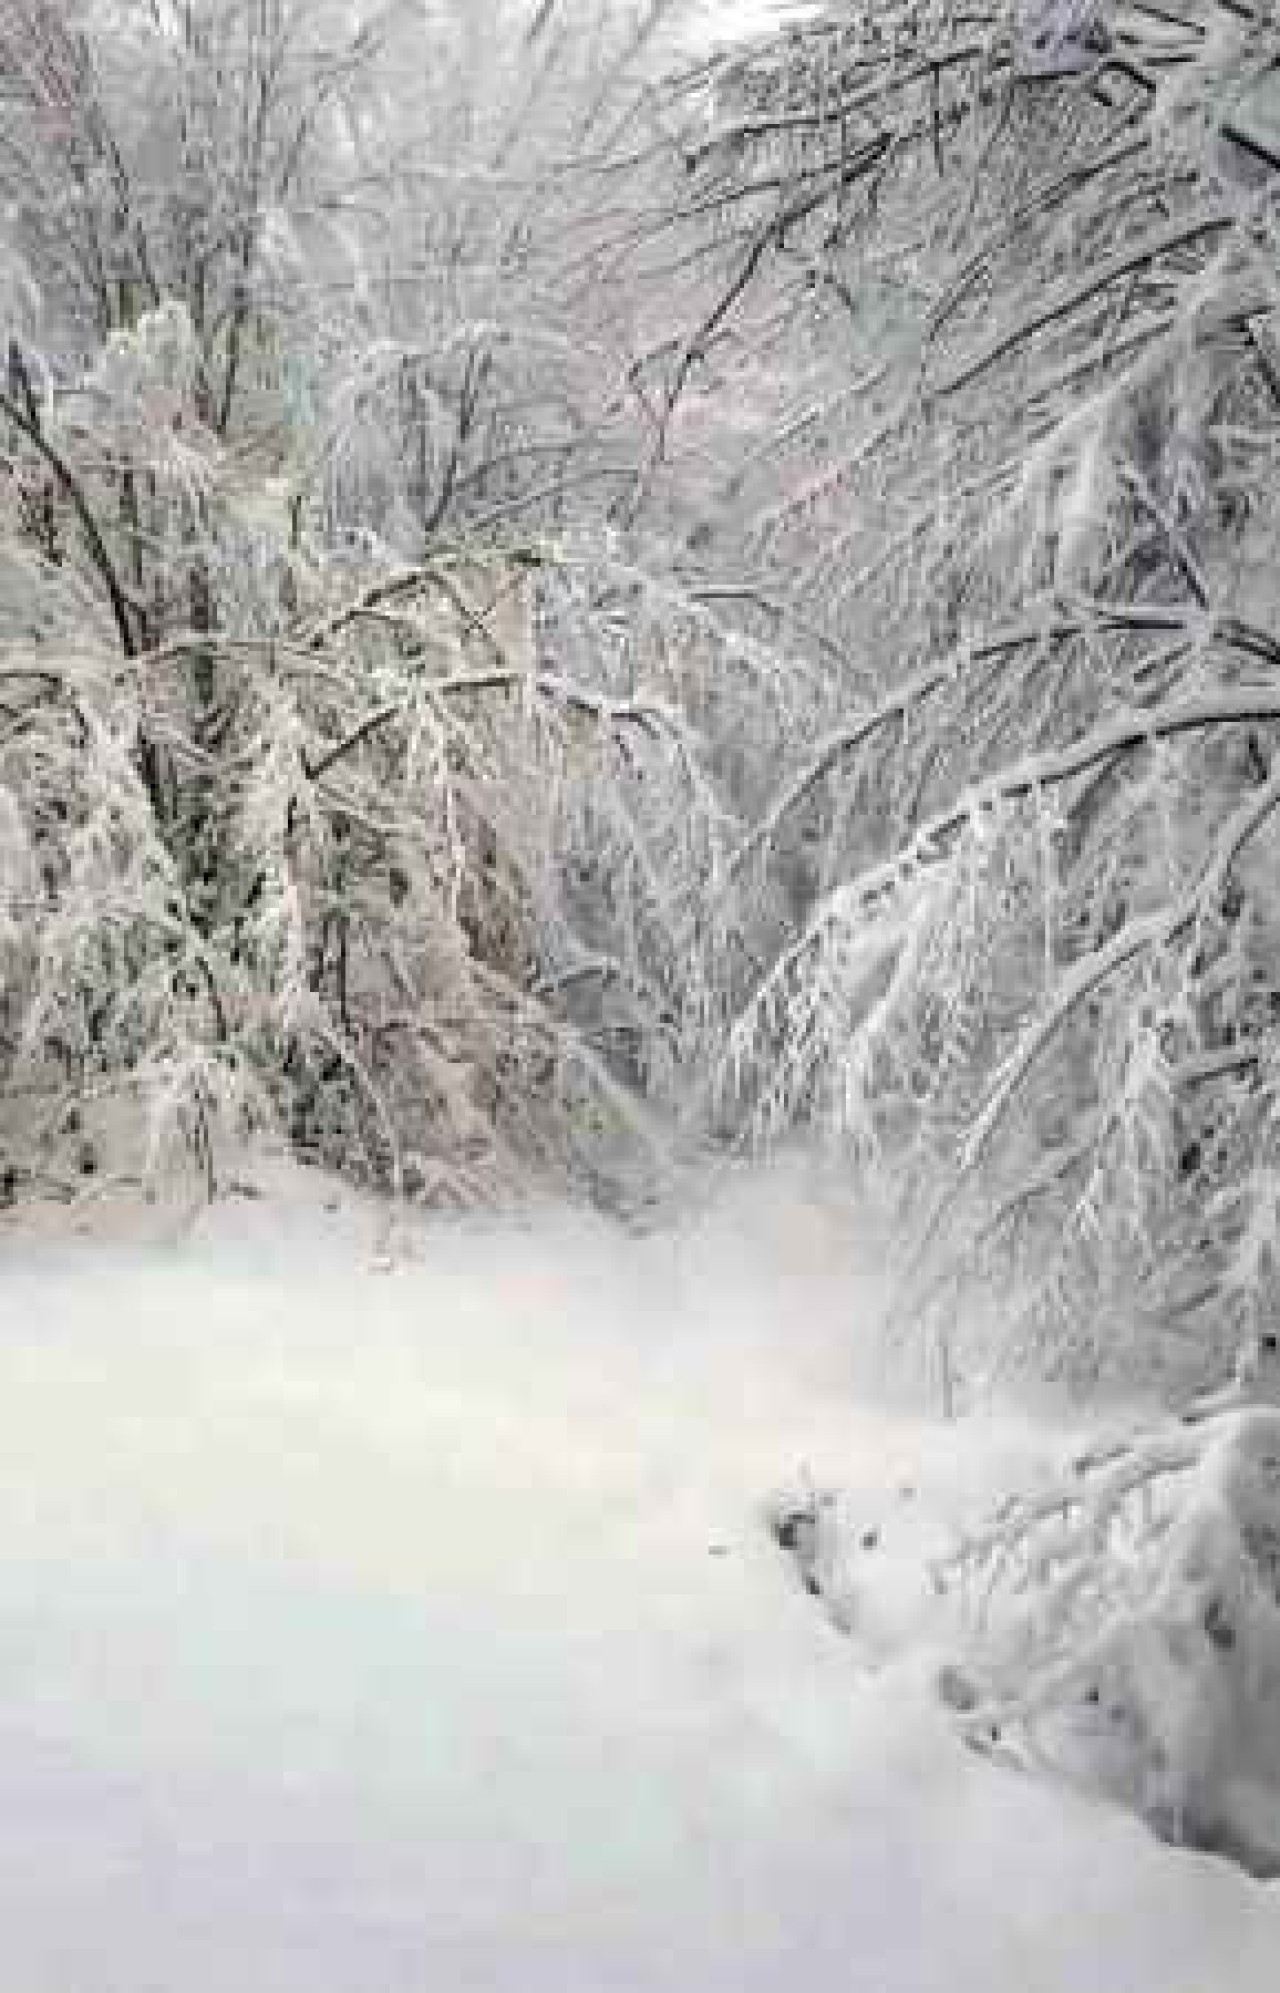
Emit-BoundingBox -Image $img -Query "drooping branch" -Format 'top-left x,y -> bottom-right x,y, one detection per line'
732,607 -> 1280,956
719,603 -> 1228,889
928,207 -> 1237,400
302,667 -> 697,785
890,756 -> 1280,1322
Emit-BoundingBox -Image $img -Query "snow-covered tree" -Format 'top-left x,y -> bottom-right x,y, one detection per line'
0,0 -> 727,1209
632,0 -> 1280,1400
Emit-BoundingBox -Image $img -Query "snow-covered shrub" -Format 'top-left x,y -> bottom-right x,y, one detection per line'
938,1339 -> 1280,1872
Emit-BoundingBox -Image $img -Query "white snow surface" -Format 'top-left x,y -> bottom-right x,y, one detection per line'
684,1 -> 817,54
0,1163 -> 1276,1991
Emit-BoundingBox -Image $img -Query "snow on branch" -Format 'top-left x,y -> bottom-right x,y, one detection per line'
738,677 -> 1280,1027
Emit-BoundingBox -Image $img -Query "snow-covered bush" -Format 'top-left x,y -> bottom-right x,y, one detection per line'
937,1334 -> 1280,1872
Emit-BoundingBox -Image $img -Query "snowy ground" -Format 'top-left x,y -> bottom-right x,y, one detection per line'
0,1164 -> 1275,1991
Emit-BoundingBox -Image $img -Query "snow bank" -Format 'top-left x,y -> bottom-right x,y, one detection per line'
0,1163 -> 1275,1990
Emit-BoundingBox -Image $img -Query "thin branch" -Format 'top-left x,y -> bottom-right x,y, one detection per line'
0,383 -> 139,656
929,208 -> 1236,400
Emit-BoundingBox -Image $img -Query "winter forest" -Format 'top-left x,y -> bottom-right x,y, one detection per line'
4,0 -> 1280,1983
